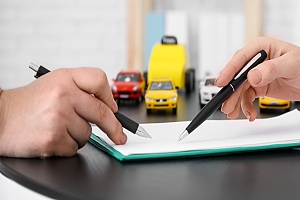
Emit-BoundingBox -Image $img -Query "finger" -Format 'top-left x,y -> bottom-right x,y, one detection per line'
226,84 -> 249,120
221,83 -> 245,115
247,53 -> 294,87
227,95 -> 242,120
36,128 -> 79,157
72,91 -> 127,145
52,132 -> 79,157
70,67 -> 118,113
66,111 -> 92,149
241,87 -> 257,122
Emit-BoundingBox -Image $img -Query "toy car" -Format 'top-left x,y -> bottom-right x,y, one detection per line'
259,96 -> 291,112
198,75 -> 221,108
111,70 -> 145,104
145,36 -> 195,93
145,78 -> 178,114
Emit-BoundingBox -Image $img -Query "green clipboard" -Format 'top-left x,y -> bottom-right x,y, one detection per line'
88,133 -> 300,161
88,110 -> 300,162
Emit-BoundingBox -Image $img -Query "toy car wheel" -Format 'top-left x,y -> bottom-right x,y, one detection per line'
190,69 -> 195,91
136,96 -> 142,105
185,69 -> 195,93
146,109 -> 151,115
172,107 -> 177,115
143,71 -> 148,88
115,99 -> 120,105
259,108 -> 266,113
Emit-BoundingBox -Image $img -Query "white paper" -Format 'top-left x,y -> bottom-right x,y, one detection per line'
92,109 -> 300,156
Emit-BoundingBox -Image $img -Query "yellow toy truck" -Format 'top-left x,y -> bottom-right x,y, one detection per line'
145,36 -> 195,93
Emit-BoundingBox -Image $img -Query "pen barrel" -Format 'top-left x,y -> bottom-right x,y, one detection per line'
230,50 -> 267,89
185,50 -> 267,136
114,112 -> 138,134
186,85 -> 233,133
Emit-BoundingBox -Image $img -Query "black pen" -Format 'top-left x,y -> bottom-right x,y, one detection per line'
29,62 -> 152,139
178,50 -> 267,141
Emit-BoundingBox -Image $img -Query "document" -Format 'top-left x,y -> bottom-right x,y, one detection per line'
89,109 -> 300,161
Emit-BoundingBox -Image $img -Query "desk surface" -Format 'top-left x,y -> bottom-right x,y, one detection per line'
2,144 -> 300,200
1,90 -> 300,200
0,144 -> 300,200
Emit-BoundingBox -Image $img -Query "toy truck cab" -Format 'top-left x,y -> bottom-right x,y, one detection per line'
145,36 -> 195,93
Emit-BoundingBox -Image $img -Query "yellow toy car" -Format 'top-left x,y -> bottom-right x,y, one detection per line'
259,96 -> 291,112
145,78 -> 178,114
145,36 -> 195,93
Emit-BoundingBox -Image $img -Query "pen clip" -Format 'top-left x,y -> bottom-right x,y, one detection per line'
234,52 -> 262,80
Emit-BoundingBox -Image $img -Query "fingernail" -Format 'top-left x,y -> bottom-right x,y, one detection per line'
220,102 -> 225,112
249,69 -> 262,84
245,111 -> 251,120
112,100 -> 118,112
120,133 -> 127,144
214,75 -> 220,85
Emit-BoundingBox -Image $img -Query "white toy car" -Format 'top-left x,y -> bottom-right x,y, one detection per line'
198,76 -> 221,108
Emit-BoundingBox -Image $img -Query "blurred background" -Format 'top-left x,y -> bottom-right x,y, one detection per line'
1,0 -> 300,89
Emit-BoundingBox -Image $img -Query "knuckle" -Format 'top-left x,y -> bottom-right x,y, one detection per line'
95,69 -> 108,87
263,60 -> 276,76
39,133 -> 59,157
96,102 -> 109,122
81,125 -> 92,147
63,144 -> 78,157
49,84 -> 68,101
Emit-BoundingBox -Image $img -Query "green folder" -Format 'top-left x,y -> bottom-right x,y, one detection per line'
88,110 -> 300,162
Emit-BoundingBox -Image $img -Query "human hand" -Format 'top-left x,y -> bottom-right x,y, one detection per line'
215,37 -> 300,121
0,67 -> 127,157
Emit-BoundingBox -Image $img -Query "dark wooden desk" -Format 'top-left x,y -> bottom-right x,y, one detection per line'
2,144 -> 300,200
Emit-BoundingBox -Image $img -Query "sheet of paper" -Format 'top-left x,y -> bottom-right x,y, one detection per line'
92,109 -> 300,156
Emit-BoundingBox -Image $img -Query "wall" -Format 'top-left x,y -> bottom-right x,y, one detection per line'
264,0 -> 300,46
153,0 -> 300,79
0,0 -> 127,89
1,0 -> 300,88
153,0 -> 245,79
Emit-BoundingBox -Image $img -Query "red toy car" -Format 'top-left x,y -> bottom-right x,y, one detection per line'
111,70 -> 146,104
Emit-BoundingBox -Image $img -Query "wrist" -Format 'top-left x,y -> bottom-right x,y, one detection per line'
0,88 -> 7,136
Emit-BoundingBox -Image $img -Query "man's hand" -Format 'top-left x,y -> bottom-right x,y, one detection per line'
0,67 -> 127,158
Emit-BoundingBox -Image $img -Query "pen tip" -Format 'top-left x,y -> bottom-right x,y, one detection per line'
136,126 -> 152,139
178,130 -> 189,142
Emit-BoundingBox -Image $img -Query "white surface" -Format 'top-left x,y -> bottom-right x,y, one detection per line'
93,109 -> 300,156
0,173 -> 52,200
165,11 -> 188,45
198,11 -> 245,79
0,0 -> 126,89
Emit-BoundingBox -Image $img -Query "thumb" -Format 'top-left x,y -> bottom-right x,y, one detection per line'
247,56 -> 286,87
